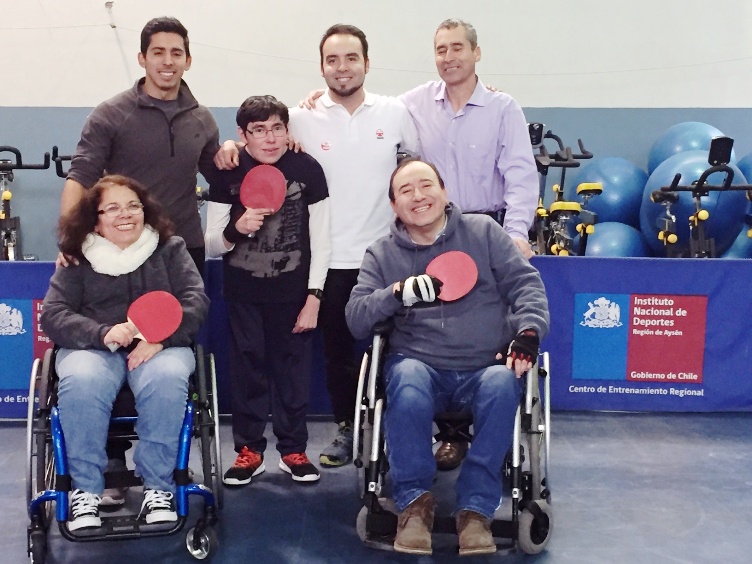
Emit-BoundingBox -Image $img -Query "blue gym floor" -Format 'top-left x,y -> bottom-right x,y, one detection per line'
2,411 -> 751,563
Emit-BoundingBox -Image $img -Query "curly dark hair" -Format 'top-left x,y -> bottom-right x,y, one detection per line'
58,175 -> 174,261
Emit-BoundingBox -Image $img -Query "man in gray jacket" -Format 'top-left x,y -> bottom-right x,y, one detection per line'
56,16 -> 218,505
60,16 -> 219,272
345,158 -> 549,556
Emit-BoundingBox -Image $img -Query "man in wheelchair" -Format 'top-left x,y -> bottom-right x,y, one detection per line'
345,158 -> 549,556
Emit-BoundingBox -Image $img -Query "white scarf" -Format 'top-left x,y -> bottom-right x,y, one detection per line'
81,225 -> 159,276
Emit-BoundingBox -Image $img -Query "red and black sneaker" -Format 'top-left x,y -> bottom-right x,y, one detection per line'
223,447 -> 265,486
279,453 -> 320,483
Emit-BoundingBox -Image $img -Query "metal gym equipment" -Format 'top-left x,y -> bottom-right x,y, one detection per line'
1,146 -> 51,261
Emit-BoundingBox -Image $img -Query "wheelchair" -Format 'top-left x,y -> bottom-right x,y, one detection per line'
352,327 -> 553,555
25,344 -> 223,563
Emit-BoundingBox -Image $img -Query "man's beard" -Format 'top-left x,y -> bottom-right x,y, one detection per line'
332,82 -> 363,98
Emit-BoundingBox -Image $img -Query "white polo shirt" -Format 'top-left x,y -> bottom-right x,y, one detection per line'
289,90 -> 420,269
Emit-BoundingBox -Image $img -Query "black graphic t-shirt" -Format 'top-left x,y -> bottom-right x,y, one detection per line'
208,149 -> 328,303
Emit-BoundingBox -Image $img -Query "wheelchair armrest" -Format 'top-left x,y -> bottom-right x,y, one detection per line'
371,319 -> 394,335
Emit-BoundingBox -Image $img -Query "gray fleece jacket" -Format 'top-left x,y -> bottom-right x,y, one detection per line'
41,237 -> 209,350
345,203 -> 549,371
67,79 -> 219,249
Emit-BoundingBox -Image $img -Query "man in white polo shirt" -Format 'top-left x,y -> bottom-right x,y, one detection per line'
214,23 -> 419,468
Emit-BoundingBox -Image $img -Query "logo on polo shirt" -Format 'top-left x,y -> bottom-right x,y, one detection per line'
376,129 -> 384,140
321,141 -> 331,151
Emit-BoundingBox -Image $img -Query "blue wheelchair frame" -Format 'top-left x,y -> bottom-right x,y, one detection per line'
26,346 -> 220,562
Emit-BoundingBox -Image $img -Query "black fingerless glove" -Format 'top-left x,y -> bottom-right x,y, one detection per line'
505,329 -> 539,364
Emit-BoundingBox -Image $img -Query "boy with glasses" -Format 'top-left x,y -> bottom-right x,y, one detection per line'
213,26 -> 420,469
204,95 -> 331,486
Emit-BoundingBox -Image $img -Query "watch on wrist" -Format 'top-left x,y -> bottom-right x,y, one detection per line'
308,288 -> 323,300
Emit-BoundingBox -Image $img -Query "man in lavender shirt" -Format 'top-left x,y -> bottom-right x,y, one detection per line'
401,19 -> 538,259
400,18 -> 539,470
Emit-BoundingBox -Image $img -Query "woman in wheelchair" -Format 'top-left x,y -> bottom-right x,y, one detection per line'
40,175 -> 209,531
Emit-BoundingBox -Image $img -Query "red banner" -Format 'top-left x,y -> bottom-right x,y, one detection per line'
626,294 -> 707,384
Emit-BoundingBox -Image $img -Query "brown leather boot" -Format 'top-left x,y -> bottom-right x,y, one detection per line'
394,492 -> 435,555
435,440 -> 469,471
456,509 -> 496,556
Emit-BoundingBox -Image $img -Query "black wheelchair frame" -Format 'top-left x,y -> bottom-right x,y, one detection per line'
352,329 -> 553,555
25,345 -> 223,563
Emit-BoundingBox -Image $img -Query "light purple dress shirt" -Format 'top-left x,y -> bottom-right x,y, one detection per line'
401,78 -> 538,241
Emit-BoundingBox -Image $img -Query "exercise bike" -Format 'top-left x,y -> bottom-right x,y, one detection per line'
528,126 -> 600,256
0,146 -> 51,261
651,136 -> 752,258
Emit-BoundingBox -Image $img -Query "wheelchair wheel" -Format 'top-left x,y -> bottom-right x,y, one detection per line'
195,347 -> 223,509
522,356 -> 550,503
357,421 -> 374,499
28,528 -> 47,564
517,499 -> 553,554
186,525 -> 218,560
25,349 -> 55,524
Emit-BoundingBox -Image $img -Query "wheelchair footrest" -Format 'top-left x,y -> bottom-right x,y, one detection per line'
61,514 -> 185,541
490,518 -> 516,539
366,511 -> 397,537
104,469 -> 142,489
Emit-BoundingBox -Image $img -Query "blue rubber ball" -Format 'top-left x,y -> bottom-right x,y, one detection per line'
648,122 -> 734,175
584,222 -> 650,257
565,157 -> 648,228
720,225 -> 752,259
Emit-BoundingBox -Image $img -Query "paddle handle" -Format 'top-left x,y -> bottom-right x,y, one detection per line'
105,318 -> 144,351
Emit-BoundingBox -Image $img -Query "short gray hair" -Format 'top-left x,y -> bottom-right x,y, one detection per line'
435,19 -> 477,50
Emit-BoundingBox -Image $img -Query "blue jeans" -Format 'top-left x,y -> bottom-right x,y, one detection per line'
384,354 -> 522,520
56,347 -> 193,494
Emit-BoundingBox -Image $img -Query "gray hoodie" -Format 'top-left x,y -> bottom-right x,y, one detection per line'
346,203 -> 548,371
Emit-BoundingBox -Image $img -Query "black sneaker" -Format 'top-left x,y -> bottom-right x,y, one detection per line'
139,489 -> 177,524
68,489 -> 102,531
279,453 -> 320,482
223,447 -> 265,486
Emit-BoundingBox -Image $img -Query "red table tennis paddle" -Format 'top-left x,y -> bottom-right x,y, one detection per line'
239,164 -> 286,213
106,291 -> 183,351
425,251 -> 478,301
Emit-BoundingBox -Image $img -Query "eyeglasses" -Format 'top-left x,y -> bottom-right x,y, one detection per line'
98,201 -> 144,217
246,123 -> 287,139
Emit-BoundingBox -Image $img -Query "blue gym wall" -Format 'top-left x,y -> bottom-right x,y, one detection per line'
5,106 -> 752,261
2,1 -> 752,416
2,1 -> 751,259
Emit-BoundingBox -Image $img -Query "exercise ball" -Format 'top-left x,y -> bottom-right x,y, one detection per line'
639,150 -> 748,255
736,151 -> 752,185
582,222 -> 650,257
565,157 -> 648,228
720,225 -> 752,259
648,122 -> 734,175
